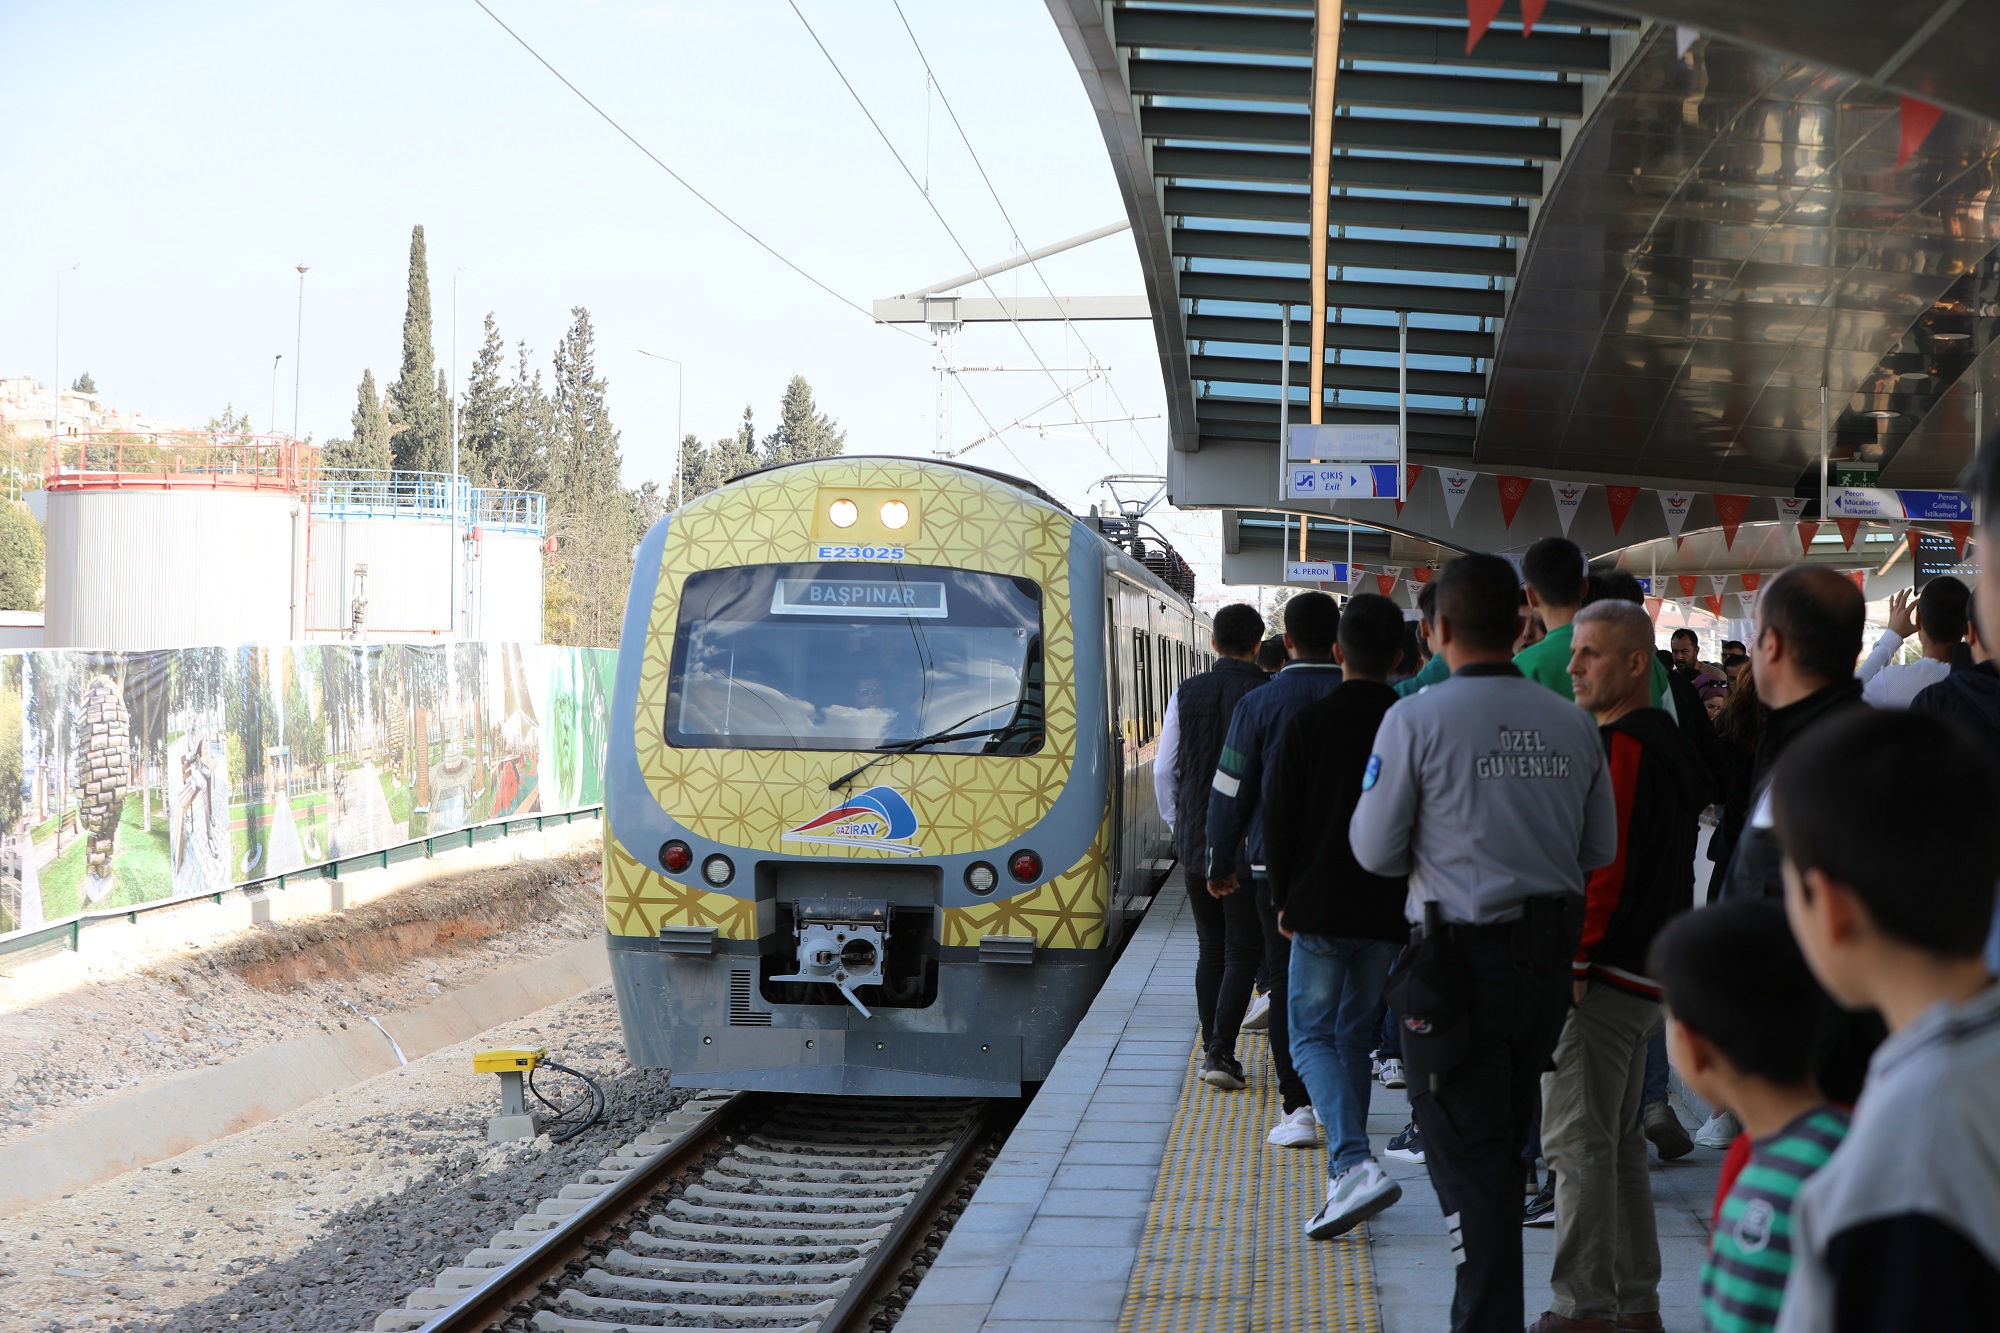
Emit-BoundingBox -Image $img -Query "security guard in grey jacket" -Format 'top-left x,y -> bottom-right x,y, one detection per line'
1351,553 -> 1617,1333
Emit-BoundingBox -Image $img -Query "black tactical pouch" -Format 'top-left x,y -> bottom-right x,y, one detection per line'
1383,903 -> 1472,1094
1511,894 -> 1579,973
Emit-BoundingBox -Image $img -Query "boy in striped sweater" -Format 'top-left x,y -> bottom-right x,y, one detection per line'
1650,900 -> 1848,1333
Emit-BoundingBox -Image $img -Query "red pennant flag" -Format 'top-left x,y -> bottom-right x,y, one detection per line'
1416,566 -> 1433,584
1644,597 -> 1663,622
1899,97 -> 1944,169
1466,0 -> 1504,52
1714,494 -> 1749,549
1678,574 -> 1699,599
1376,573 -> 1399,597
1394,463 -> 1425,516
1604,485 -> 1639,535
1739,571 -> 1762,592
1796,520 -> 1820,551
1836,517 -> 1861,550
1846,569 -> 1868,597
1496,474 -> 1532,528
1520,0 -> 1548,36
1704,594 -> 1724,618
1950,521 -> 1972,559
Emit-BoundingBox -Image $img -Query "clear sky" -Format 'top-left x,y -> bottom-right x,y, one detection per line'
0,0 -> 1220,578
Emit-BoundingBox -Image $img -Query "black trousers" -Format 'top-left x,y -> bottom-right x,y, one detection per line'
1184,863 -> 1262,1059
1411,932 -> 1571,1333
1252,874 -> 1311,1113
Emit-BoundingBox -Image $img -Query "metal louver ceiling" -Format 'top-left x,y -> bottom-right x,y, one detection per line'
1048,0 -> 1644,465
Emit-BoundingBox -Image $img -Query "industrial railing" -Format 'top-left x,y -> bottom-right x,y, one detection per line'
312,469 -> 546,535
44,431 -> 316,493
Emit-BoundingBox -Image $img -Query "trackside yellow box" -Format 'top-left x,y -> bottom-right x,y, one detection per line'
472,1047 -> 546,1074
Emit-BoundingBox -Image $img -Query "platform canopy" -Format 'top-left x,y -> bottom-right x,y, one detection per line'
1048,0 -> 2000,584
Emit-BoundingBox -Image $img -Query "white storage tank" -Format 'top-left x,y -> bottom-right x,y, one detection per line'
43,435 -> 310,650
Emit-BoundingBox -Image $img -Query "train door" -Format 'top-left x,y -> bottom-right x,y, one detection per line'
1105,595 -> 1125,905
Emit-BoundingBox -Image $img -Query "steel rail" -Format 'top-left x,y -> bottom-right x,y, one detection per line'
413,1091 -> 752,1333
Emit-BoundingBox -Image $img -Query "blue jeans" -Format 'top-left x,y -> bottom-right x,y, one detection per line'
1289,933 -> 1399,1176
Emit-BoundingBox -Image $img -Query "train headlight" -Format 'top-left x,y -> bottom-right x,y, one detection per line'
660,840 -> 693,874
878,500 -> 910,529
1008,849 -> 1043,883
964,861 -> 999,896
702,854 -> 734,887
828,498 -> 859,528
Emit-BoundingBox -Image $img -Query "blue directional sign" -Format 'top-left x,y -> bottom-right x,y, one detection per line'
1897,490 -> 1975,522
1284,561 -> 1348,584
1829,487 -> 1973,521
1284,463 -> 1401,501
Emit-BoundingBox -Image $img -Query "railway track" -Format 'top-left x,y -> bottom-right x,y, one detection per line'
368,1092 -> 1002,1333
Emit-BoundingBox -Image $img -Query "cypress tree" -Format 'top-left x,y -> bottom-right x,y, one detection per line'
388,224 -> 444,473
548,307 -> 622,515
458,314 -> 507,486
765,375 -> 846,465
494,339 -> 550,493
325,369 -> 391,470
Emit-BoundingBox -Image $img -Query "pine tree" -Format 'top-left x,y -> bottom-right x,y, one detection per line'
492,340 -> 550,492
547,308 -> 622,515
543,308 -> 630,647
70,372 -> 96,395
388,224 -> 444,473
764,375 -> 845,465
325,370 -> 391,470
457,314 -> 507,486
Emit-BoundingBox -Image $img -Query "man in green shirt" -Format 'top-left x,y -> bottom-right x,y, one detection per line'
1515,537 -> 1588,698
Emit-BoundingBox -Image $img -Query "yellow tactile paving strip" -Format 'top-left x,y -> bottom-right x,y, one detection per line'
1120,1032 -> 1381,1333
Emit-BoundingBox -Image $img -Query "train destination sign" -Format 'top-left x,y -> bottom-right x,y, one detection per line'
771,579 -> 949,617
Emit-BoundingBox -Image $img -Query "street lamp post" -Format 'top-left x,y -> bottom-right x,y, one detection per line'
637,350 -> 685,509
293,265 -> 308,439
53,263 -> 80,456
270,354 -> 284,433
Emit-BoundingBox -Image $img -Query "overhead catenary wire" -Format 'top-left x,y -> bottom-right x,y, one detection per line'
889,0 -> 1148,474
786,0 -> 1111,456
467,0 -> 923,343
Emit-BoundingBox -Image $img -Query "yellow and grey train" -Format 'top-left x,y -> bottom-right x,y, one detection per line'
603,455 -> 1208,1096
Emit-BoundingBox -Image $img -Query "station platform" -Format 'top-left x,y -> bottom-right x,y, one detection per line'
899,891 -> 1724,1332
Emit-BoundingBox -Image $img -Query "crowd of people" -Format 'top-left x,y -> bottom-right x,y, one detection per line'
1151,443 -> 2000,1332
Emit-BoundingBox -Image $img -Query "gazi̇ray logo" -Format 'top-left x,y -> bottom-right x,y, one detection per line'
782,785 -> 923,855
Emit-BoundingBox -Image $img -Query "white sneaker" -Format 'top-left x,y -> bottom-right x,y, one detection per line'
1695,1110 -> 1741,1149
1312,1106 -> 1323,1128
1241,989 -> 1272,1032
1378,1058 -> 1407,1089
1267,1106 -> 1319,1148
1305,1159 -> 1402,1239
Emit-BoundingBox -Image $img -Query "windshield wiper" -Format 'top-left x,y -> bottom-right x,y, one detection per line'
826,702 -> 1019,791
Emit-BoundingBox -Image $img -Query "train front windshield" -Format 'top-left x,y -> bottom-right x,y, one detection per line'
665,563 -> 1044,753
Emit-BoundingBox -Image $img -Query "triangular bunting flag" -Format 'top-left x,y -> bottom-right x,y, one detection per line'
1406,580 -> 1424,606
1796,520 -> 1820,551
1740,572 -> 1761,592
1899,96 -> 1945,170
1439,470 -> 1477,526
1660,490 -> 1695,546
1776,497 -> 1810,524
1497,475 -> 1533,528
1714,494 -> 1749,549
1846,569 -> 1868,597
1710,575 -> 1728,595
1950,521 -> 1972,559
1347,563 -> 1363,585
1520,0 -> 1547,37
1678,574 -> 1699,599
1605,485 -> 1639,535
1675,26 -> 1699,58
1394,463 -> 1424,515
1465,0 -> 1504,53
1375,573 -> 1399,597
1416,566 -> 1434,584
1705,594 -> 1724,618
1836,517 -> 1861,550
1644,596 -> 1663,622
1738,591 -> 1758,615
1550,479 -> 1587,537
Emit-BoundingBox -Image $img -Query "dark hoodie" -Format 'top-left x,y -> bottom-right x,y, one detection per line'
1576,706 -> 1708,999
1720,677 -> 1867,902
1913,662 -> 2000,759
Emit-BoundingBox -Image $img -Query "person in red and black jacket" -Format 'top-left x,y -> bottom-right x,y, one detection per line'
1528,599 -> 1708,1333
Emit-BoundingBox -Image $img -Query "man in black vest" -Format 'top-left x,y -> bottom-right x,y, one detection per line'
1156,602 -> 1268,1087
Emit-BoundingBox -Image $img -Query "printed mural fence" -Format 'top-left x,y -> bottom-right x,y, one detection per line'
0,641 -> 612,949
